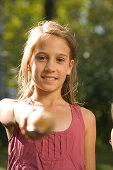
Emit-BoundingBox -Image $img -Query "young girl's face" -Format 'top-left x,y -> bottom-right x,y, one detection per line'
29,34 -> 74,93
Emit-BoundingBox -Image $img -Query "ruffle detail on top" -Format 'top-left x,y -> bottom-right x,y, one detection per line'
35,132 -> 68,161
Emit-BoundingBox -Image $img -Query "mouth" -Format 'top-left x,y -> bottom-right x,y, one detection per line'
41,76 -> 58,81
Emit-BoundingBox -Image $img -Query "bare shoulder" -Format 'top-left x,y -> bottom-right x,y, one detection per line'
0,98 -> 18,127
80,107 -> 96,170
0,98 -> 18,113
80,107 -> 96,131
80,107 -> 96,120
0,98 -> 18,106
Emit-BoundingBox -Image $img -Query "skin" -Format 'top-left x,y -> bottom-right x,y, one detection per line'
111,129 -> 113,150
0,35 -> 96,170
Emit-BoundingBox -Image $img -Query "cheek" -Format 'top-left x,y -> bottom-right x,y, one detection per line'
31,62 -> 42,74
31,63 -> 39,79
59,66 -> 68,80
60,64 -> 70,75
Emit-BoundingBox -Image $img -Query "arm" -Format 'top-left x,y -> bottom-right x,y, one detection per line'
0,98 -> 40,138
14,101 -> 54,139
81,107 -> 96,170
0,99 -> 54,140
0,98 -> 17,128
0,98 -> 17,138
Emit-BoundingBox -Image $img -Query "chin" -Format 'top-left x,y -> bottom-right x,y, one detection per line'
38,86 -> 61,94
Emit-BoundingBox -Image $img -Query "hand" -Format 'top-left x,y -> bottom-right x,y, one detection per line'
25,108 -> 54,140
14,102 -> 54,140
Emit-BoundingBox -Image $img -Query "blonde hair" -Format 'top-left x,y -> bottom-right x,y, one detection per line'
18,21 -> 78,104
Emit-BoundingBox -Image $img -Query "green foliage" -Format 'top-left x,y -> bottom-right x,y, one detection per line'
0,0 -> 113,168
1,0 -> 113,144
0,143 -> 8,169
2,0 -> 44,88
56,0 -> 113,143
96,143 -> 113,170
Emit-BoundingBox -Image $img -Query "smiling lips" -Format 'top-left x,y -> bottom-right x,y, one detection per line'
41,76 -> 58,82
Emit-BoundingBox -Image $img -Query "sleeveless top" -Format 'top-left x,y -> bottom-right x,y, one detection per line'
8,100 -> 86,170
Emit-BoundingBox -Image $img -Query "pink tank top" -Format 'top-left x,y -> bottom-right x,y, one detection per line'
8,101 -> 85,170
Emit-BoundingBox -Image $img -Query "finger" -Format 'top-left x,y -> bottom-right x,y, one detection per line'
19,116 -> 28,135
25,125 -> 46,140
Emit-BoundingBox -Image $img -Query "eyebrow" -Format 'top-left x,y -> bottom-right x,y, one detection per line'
34,52 -> 46,55
34,51 -> 68,58
58,53 -> 68,57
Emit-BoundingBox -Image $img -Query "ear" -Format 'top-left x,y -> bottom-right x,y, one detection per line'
67,60 -> 74,75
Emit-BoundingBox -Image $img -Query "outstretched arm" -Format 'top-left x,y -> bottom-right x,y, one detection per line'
81,107 -> 96,170
0,98 -> 18,139
14,101 -> 54,139
0,99 -> 54,140
0,98 -> 17,127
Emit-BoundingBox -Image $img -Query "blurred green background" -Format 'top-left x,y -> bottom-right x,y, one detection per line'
0,0 -> 113,169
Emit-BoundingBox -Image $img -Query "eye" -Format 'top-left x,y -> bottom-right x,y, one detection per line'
57,57 -> 65,63
35,55 -> 47,62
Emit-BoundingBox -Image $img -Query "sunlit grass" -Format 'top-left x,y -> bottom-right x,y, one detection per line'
0,168 -> 6,170
96,143 -> 113,170
97,164 -> 113,170
0,144 -> 8,170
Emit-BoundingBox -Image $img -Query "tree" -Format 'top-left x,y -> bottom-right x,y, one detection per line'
55,0 -> 113,144
1,0 -> 113,145
44,0 -> 56,20
0,0 -> 9,147
0,0 -> 8,100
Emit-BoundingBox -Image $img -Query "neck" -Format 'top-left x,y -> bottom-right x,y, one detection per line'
31,88 -> 64,107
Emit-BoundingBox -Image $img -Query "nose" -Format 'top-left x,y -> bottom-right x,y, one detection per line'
44,59 -> 55,72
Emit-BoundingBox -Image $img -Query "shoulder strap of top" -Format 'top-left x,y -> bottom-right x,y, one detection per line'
24,98 -> 33,105
71,105 -> 85,131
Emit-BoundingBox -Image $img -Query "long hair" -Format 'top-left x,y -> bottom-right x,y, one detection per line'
18,21 -> 78,104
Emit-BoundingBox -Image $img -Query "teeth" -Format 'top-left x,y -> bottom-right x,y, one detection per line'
44,77 -> 56,80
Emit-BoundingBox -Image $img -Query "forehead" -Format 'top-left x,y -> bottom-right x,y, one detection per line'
33,34 -> 70,55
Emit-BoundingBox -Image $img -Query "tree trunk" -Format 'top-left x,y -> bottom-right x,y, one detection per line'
0,0 -> 8,100
0,0 -> 8,147
44,0 -> 56,20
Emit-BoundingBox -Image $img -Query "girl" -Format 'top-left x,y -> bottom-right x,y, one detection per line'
0,21 -> 96,170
